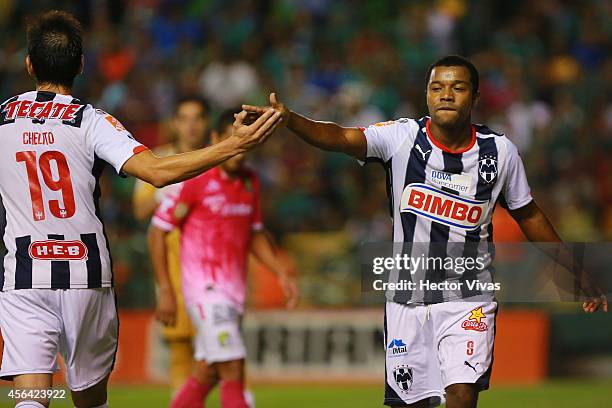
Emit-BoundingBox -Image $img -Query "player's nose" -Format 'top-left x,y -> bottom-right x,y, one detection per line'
440,90 -> 454,101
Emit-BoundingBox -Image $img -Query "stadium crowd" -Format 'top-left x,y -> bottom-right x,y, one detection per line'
0,0 -> 610,306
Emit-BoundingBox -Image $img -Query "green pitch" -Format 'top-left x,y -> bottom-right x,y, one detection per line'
2,380 -> 611,407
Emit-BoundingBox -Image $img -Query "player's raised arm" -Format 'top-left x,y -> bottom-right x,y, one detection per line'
122,109 -> 282,187
243,93 -> 367,160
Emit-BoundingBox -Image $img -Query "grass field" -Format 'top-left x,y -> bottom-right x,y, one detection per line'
2,380 -> 612,407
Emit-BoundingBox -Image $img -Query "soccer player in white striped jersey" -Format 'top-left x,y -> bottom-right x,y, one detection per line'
0,11 -> 282,408
243,56 -> 607,408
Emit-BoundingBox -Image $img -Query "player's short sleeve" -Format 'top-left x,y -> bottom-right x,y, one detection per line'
251,175 -> 263,231
89,109 -> 148,174
360,119 -> 413,163
502,137 -> 532,210
151,180 -> 197,231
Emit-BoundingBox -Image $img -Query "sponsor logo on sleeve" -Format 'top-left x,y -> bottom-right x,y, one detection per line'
104,114 -> 126,132
173,203 -> 189,220
374,120 -> 395,127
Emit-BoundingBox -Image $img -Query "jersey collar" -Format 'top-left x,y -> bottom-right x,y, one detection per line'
425,118 -> 476,154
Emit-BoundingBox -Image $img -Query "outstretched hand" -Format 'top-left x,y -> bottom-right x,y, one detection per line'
242,93 -> 290,125
231,107 -> 283,151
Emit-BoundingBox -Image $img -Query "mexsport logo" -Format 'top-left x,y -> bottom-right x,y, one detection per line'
400,183 -> 489,229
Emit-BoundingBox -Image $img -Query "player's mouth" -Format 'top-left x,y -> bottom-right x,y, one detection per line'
437,106 -> 457,111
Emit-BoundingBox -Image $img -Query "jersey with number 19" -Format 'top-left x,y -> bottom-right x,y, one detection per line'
0,90 -> 146,291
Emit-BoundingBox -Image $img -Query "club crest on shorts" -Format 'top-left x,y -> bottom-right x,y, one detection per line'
393,365 -> 413,393
478,156 -> 497,184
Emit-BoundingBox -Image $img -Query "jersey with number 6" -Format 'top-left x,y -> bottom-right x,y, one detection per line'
0,91 -> 147,291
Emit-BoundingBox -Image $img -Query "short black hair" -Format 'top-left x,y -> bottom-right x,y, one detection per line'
175,95 -> 210,116
214,108 -> 239,134
426,55 -> 479,93
26,10 -> 83,88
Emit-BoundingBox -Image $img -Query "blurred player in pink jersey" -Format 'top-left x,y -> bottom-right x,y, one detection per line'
149,109 -> 298,408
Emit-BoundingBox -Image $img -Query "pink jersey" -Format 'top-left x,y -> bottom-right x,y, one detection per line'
152,167 -> 263,310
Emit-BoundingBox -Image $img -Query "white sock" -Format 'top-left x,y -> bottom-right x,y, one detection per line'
15,401 -> 46,408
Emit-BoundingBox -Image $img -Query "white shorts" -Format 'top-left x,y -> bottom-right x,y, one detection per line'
0,288 -> 118,391
186,300 -> 246,364
384,301 -> 497,407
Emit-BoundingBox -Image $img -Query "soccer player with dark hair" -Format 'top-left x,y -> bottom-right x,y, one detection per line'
0,10 -> 281,408
148,108 -> 298,408
132,95 -> 211,394
243,55 -> 607,407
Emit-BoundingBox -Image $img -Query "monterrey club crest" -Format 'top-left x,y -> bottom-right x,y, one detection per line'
478,155 -> 497,184
393,365 -> 413,393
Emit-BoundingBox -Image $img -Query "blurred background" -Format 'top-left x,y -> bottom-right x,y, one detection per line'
0,0 -> 611,406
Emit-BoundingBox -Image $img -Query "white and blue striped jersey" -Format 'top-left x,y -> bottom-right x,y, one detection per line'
0,91 -> 146,291
362,117 -> 532,303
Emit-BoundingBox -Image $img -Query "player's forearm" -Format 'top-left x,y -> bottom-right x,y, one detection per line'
522,218 -> 572,268
287,110 -> 354,154
514,202 -> 581,273
125,109 -> 281,186
513,201 -> 561,242
147,225 -> 173,291
150,137 -> 244,187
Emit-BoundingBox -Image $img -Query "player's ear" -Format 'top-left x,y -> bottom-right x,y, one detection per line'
25,55 -> 35,78
472,90 -> 480,108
